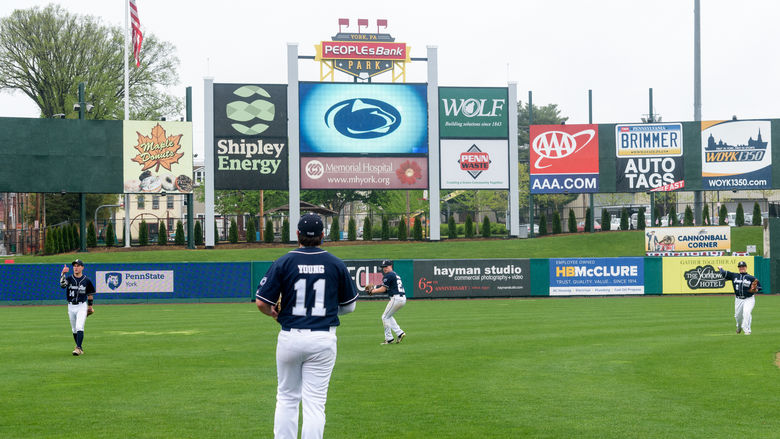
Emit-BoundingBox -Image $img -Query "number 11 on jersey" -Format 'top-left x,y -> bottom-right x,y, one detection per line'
292,278 -> 327,316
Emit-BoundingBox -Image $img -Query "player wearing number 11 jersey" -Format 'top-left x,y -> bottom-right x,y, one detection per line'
256,213 -> 358,439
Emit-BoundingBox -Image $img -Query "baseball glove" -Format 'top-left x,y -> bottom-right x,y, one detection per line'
364,284 -> 373,295
749,279 -> 759,294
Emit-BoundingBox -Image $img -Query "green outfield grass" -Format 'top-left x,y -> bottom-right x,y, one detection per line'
2,296 -> 779,438
8,226 -> 764,264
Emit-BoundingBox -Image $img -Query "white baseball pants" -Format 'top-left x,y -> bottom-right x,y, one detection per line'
68,302 -> 87,333
735,296 -> 755,334
274,328 -> 337,439
382,295 -> 406,341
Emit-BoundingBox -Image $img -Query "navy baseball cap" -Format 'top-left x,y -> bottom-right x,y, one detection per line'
380,260 -> 393,267
737,261 -> 747,267
298,213 -> 324,237
72,259 -> 84,266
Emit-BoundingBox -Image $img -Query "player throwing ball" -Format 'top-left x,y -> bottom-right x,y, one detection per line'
256,213 -> 358,439
718,261 -> 762,335
59,259 -> 95,356
366,260 -> 407,345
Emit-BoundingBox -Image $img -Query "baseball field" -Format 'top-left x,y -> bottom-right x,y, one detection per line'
2,227 -> 777,438
3,295 -> 780,438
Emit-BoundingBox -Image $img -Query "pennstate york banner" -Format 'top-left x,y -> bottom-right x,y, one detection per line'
413,259 -> 530,298
123,121 -> 194,194
644,226 -> 731,252
438,87 -> 508,138
440,139 -> 509,189
213,84 -> 289,190
529,124 -> 599,193
662,256 -> 751,294
701,119 -> 772,190
301,156 -> 428,189
615,123 -> 683,192
299,82 -> 428,154
549,257 -> 644,296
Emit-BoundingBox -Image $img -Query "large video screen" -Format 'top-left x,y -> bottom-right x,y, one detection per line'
299,82 -> 428,155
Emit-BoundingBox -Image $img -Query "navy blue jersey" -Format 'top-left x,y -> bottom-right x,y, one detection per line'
381,271 -> 405,296
720,269 -> 761,298
60,274 -> 96,304
256,247 -> 358,330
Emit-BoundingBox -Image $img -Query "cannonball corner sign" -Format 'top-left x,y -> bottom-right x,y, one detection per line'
315,19 -> 410,78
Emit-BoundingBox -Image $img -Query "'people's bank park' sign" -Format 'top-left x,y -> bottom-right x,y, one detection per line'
315,19 -> 411,79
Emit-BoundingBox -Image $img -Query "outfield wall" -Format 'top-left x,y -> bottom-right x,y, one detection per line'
0,256 -> 770,304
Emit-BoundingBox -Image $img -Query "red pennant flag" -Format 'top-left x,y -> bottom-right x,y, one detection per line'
129,0 -> 143,67
377,19 -> 388,29
357,18 -> 368,32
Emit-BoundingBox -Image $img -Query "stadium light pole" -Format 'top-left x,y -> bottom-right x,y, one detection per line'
76,82 -> 89,253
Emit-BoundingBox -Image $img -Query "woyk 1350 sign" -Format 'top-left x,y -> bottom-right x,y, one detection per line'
529,124 -> 599,193
213,83 -> 288,190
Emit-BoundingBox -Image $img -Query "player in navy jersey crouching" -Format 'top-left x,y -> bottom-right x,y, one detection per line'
256,213 -> 358,439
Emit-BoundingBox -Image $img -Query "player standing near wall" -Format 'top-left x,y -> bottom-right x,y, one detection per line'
256,213 -> 358,439
366,260 -> 407,345
718,261 -> 761,335
59,259 -> 95,356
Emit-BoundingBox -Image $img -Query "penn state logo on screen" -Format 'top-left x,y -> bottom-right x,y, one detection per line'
324,98 -> 401,139
105,272 -> 123,290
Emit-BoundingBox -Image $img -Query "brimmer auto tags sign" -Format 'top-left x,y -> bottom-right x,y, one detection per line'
530,124 -> 599,193
615,123 -> 683,192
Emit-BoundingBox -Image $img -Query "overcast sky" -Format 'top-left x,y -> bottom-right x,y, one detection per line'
1,0 -> 779,157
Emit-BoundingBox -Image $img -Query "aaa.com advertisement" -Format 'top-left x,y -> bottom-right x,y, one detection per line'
549,258 -> 644,296
414,259 -> 530,298
529,124 -> 599,193
644,226 -> 731,253
662,256 -> 751,294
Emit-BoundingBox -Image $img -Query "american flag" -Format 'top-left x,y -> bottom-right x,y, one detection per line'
129,0 -> 142,67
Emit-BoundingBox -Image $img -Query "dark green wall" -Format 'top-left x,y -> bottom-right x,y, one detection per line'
0,117 -> 123,193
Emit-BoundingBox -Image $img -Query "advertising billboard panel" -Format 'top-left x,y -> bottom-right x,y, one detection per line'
615,123 -> 684,192
123,121 -> 193,194
529,124 -> 599,193
549,257 -> 644,296
213,84 -> 288,190
438,87 -> 508,138
701,119 -> 772,190
413,259 -> 530,298
299,82 -> 428,155
440,139 -> 508,189
213,84 -> 287,137
644,226 -> 731,252
301,156 -> 428,189
662,256 -> 750,294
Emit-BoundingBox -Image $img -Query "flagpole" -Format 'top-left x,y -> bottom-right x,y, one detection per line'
123,0 -> 132,248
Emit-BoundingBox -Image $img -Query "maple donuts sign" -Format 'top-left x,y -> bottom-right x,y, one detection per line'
122,121 -> 194,194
